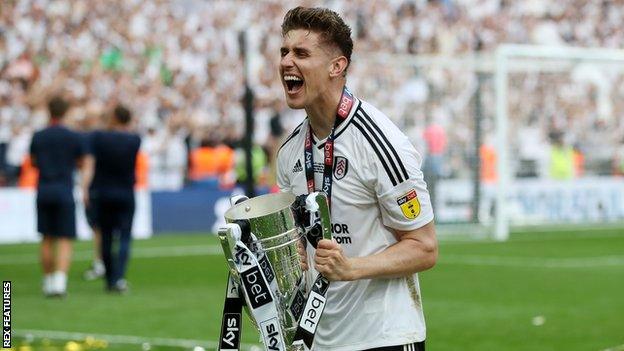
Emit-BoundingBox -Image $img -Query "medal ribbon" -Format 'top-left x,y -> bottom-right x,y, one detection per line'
298,86 -> 354,349
304,86 -> 354,207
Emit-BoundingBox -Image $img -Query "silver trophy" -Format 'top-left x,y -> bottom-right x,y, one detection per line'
218,192 -> 332,351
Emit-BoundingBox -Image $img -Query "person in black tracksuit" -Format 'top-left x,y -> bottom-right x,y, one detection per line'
82,128 -> 106,282
30,96 -> 89,297
87,105 -> 141,292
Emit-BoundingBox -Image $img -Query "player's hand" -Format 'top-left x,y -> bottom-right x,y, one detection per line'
314,239 -> 354,281
297,240 -> 308,271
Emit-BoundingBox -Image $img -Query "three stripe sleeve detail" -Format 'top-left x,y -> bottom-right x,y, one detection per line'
353,108 -> 409,186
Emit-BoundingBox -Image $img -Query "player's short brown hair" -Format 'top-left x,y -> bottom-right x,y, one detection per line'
47,96 -> 69,119
281,6 -> 353,69
113,105 -> 132,125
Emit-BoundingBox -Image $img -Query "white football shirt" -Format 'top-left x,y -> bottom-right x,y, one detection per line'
277,93 -> 434,351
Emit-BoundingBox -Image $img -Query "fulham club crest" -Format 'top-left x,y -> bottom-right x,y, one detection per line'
333,156 -> 349,180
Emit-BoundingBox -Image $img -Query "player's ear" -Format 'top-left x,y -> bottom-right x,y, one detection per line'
329,56 -> 348,78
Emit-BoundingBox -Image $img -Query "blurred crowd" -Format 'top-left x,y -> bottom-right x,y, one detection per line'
1,0 -> 624,189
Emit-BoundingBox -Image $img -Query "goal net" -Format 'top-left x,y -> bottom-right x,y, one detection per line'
356,45 -> 624,240
493,45 -> 624,239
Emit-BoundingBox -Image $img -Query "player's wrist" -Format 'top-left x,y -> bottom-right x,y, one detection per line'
346,257 -> 362,281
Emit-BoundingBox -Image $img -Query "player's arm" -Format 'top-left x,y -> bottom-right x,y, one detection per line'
77,133 -> 95,205
315,116 -> 437,281
314,221 -> 437,281
77,154 -> 94,205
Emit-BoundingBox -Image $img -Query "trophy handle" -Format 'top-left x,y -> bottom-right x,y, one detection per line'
217,223 -> 243,276
230,194 -> 249,206
218,194 -> 252,277
217,194 -> 250,351
300,192 -> 333,248
308,192 -> 332,241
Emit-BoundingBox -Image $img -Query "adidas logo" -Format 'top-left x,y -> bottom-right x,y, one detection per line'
292,160 -> 303,173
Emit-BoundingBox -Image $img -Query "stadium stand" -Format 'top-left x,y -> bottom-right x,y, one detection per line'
1,0 -> 623,190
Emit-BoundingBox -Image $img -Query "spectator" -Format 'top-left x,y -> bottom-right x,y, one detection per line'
0,0 -> 623,186
422,111 -> 448,206
613,137 -> 624,176
480,137 -> 498,184
5,123 -> 32,185
235,144 -> 269,187
573,143 -> 585,178
18,154 -> 38,189
189,133 -> 235,186
548,130 -> 575,180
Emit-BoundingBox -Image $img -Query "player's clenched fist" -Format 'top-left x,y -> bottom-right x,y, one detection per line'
314,239 -> 354,281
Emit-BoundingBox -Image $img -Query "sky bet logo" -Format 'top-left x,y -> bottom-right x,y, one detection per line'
234,246 -> 252,266
337,91 -> 353,118
300,291 -> 326,334
219,313 -> 240,350
260,318 -> 283,351
258,256 -> 275,284
240,266 -> 272,309
305,151 -> 313,170
299,277 -> 329,334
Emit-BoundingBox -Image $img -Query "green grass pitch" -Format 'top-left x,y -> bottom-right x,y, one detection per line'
1,228 -> 623,350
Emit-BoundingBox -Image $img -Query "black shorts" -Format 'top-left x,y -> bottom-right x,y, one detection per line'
364,341 -> 425,351
97,196 -> 135,234
37,200 -> 76,238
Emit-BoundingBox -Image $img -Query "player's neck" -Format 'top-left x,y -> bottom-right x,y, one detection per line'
109,123 -> 130,132
306,84 -> 344,140
49,118 -> 63,126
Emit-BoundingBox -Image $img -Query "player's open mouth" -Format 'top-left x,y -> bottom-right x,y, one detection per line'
284,75 -> 304,94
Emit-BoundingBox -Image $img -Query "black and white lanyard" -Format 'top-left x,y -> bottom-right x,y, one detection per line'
304,86 -> 354,207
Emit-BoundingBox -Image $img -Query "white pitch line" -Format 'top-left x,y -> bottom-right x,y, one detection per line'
13,329 -> 261,350
0,245 -> 223,265
603,343 -> 624,351
441,230 -> 624,245
3,245 -> 624,268
442,255 -> 624,268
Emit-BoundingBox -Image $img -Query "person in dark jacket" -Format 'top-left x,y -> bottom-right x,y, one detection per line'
86,105 -> 141,292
